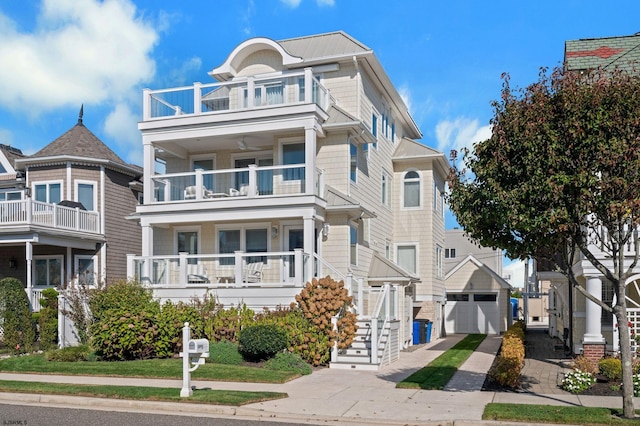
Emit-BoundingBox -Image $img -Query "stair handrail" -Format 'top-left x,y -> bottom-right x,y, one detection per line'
312,253 -> 363,314
369,284 -> 391,364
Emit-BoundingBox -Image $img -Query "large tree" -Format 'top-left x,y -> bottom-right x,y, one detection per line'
448,66 -> 640,418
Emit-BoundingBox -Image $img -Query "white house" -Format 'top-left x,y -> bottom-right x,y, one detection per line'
128,31 -> 449,369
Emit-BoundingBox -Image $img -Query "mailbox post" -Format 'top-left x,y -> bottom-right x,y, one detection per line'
179,322 -> 209,397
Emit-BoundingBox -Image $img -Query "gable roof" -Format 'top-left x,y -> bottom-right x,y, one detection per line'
324,185 -> 376,219
445,254 -> 512,290
565,33 -> 640,72
0,144 -> 24,184
393,137 -> 450,176
367,251 -> 418,284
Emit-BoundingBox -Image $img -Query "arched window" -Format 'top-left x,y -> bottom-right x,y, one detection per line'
403,170 -> 421,208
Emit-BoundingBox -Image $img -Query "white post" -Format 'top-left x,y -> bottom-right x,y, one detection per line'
294,248 -> 303,285
195,170 -> 203,199
584,276 -> 605,343
179,252 -> 188,287
180,322 -> 192,397
370,317 -> 378,364
331,316 -> 338,363
25,241 -> 33,306
248,164 -> 258,197
193,82 -> 202,114
234,251 -> 244,285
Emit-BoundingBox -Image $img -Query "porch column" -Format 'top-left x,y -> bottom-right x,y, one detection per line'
143,140 -> 154,204
25,242 -> 32,305
584,276 -> 605,343
304,125 -> 317,195
303,216 -> 314,283
141,224 -> 153,284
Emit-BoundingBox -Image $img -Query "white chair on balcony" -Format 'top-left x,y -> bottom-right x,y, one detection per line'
244,262 -> 264,283
187,263 -> 210,284
184,186 -> 214,200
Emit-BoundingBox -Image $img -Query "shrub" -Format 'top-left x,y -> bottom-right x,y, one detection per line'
90,309 -> 159,360
255,307 -> 331,366
571,355 -> 598,375
487,321 -> 525,387
0,277 -> 36,354
562,370 -> 595,393
634,374 -> 640,397
38,288 -> 59,351
598,357 -> 623,381
155,301 -> 203,358
489,356 -> 522,387
45,345 -> 91,362
238,324 -> 287,361
204,302 -> 255,343
208,340 -> 244,365
264,351 -> 312,375
89,280 -> 157,322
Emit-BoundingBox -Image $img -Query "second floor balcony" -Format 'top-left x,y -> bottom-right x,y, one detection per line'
150,164 -> 324,204
0,199 -> 101,234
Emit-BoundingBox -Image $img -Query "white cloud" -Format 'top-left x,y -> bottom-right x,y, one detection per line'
0,0 -> 158,115
0,129 -> 13,146
103,103 -> 142,165
168,56 -> 202,86
435,117 -> 491,158
280,0 -> 335,8
280,0 -> 302,7
397,84 -> 413,114
241,0 -> 256,35
317,0 -> 335,5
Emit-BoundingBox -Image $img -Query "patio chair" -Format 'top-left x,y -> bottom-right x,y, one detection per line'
187,263 -> 210,283
244,262 -> 264,283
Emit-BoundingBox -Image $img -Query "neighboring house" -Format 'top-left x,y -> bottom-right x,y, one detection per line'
539,33 -> 640,357
443,229 -> 511,334
129,31 -> 449,369
0,111 -> 142,311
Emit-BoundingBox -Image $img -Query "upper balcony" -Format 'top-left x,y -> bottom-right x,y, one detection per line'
142,68 -> 330,122
0,199 -> 101,235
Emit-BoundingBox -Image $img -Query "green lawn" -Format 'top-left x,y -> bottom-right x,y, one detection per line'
0,379 -> 286,406
0,354 -> 298,383
396,334 -> 486,389
483,403 -> 640,425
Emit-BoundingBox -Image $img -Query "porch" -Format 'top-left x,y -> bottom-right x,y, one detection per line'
0,199 -> 100,234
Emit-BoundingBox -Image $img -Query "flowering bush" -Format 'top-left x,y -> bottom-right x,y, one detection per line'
634,374 -> 640,397
562,370 -> 595,393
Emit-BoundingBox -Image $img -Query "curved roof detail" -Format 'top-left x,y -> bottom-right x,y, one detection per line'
210,37 -> 303,80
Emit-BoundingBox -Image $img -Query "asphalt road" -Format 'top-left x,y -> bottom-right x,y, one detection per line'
0,402 -> 293,426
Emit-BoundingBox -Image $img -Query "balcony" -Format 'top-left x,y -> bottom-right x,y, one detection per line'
143,69 -> 330,121
150,164 -> 324,204
0,199 -> 100,234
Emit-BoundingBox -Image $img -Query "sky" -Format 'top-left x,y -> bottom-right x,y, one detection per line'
0,0 -> 639,235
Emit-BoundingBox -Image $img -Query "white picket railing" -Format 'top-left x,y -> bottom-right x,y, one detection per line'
0,199 -> 100,233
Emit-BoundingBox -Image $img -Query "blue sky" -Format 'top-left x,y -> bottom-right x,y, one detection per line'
1,0 -> 639,232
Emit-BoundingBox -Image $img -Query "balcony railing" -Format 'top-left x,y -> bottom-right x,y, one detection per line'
0,199 -> 100,234
143,68 -> 330,120
151,164 -> 324,203
127,250 -> 312,288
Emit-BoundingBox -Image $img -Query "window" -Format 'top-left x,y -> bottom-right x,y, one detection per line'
371,113 -> 378,149
76,181 -> 96,211
350,225 -> 358,265
602,280 -> 614,326
448,293 -> 469,302
436,245 -> 443,278
445,248 -> 456,259
75,255 -> 96,286
350,144 -> 358,183
218,227 -> 269,265
0,191 -> 22,201
243,81 -> 283,107
34,181 -> 62,204
474,294 -> 497,302
282,143 -> 304,181
385,240 -> 391,259
403,171 -> 421,208
193,158 -> 214,190
176,228 -> 200,265
234,156 -> 274,195
390,122 -> 395,143
381,171 -> 391,207
33,256 -> 63,286
397,244 -> 417,274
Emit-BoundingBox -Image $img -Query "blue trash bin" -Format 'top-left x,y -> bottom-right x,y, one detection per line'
426,321 -> 433,343
413,320 -> 427,344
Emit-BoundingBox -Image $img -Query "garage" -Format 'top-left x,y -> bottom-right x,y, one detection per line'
443,255 -> 512,335
445,293 -> 500,334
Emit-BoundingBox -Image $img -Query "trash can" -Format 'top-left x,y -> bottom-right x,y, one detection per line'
426,321 -> 433,343
413,319 -> 427,344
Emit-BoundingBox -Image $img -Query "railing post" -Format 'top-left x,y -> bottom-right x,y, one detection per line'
195,170 -> 203,199
179,252 -> 188,287
26,198 -> 32,224
52,204 -> 57,227
304,68 -> 313,104
370,317 -> 378,364
164,180 -> 171,202
126,254 -> 135,281
331,316 -> 338,363
294,249 -> 303,286
193,82 -> 202,115
143,88 -> 151,120
234,251 -> 244,286
75,207 -> 80,230
384,283 -> 390,321
248,164 -> 258,197
247,77 -> 255,108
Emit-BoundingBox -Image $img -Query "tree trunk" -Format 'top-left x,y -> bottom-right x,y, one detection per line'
614,299 -> 636,418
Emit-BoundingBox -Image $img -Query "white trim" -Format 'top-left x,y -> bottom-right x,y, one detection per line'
381,169 -> 392,209
215,222 -> 272,252
74,179 -> 98,211
74,254 -> 98,285
395,242 -> 419,276
0,151 -> 14,175
32,255 -> 64,287
32,179 -> 64,203
174,225 -> 202,255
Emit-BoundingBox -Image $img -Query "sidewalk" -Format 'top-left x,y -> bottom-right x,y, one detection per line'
0,332 -> 637,425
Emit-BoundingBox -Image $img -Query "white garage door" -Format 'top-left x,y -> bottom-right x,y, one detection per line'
445,293 -> 499,334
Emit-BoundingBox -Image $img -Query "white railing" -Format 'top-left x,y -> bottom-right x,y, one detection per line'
127,249 -> 312,288
0,199 -> 100,233
151,164 -> 324,203
144,68 -> 330,120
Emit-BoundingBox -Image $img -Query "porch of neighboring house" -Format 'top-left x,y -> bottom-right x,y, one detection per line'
0,198 -> 103,312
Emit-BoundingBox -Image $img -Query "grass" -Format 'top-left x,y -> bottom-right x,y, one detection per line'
0,354 -> 298,383
396,334 -> 486,389
0,379 -> 286,406
483,403 -> 640,425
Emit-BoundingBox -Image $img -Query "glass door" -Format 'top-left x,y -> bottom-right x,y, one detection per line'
284,227 -> 304,281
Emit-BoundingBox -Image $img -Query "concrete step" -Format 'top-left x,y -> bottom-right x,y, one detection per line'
329,360 -> 380,371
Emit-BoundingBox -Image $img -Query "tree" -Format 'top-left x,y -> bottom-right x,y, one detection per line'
0,277 -> 36,353
448,66 -> 640,418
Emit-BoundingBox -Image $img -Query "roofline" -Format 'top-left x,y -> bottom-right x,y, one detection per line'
16,156 -> 142,177
566,32 -> 640,44
393,152 -> 450,176
445,254 -> 512,290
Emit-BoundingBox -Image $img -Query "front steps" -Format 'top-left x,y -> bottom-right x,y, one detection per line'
330,318 -> 390,371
